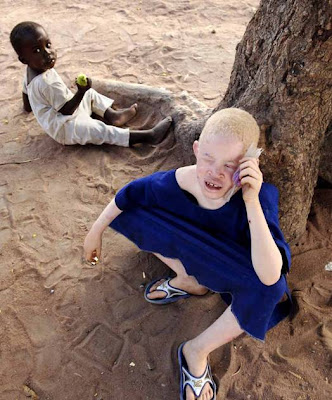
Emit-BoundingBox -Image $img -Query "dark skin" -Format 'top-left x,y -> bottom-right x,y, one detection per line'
19,26 -> 57,113
18,26 -> 137,121
17,25 -> 172,144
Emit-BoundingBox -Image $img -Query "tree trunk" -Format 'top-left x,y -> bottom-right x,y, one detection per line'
211,0 -> 332,242
95,1 -> 331,242
319,121 -> 332,183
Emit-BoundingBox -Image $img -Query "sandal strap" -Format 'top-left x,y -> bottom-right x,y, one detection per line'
156,278 -> 189,299
181,362 -> 215,398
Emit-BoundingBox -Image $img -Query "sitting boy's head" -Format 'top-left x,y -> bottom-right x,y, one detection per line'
199,108 -> 260,152
10,21 -> 56,72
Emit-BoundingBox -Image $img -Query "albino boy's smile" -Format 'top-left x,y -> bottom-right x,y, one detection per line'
193,135 -> 244,204
205,180 -> 223,190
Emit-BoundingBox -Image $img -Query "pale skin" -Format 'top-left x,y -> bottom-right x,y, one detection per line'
84,134 -> 283,400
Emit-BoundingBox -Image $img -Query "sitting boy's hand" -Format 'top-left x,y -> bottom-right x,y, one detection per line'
76,76 -> 92,93
239,157 -> 263,204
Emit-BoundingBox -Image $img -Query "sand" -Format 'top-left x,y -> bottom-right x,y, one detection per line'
0,1 -> 331,399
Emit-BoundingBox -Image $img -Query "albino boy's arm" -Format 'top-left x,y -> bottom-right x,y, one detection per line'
92,198 -> 122,233
83,198 -> 122,261
245,201 -> 283,286
239,157 -> 282,286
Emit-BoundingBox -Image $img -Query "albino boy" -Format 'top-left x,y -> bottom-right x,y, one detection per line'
84,108 -> 291,400
10,21 -> 171,146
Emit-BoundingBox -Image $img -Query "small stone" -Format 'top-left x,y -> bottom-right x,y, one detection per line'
324,261 -> 332,271
50,289 -> 55,294
146,362 -> 154,370
211,29 -> 216,34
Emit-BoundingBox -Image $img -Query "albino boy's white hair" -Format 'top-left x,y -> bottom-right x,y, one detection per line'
199,108 -> 260,151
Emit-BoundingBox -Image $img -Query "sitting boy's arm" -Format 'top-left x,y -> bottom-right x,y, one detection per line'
58,77 -> 91,116
23,92 -> 32,112
84,199 -> 122,262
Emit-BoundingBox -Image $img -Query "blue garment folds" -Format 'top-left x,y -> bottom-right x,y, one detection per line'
110,170 -> 292,341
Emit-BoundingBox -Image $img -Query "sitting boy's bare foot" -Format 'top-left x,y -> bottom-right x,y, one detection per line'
182,341 -> 215,400
129,116 -> 172,146
150,116 -> 172,145
147,275 -> 208,300
104,103 -> 138,126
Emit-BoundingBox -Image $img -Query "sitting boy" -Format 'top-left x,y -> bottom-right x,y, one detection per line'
10,21 -> 172,146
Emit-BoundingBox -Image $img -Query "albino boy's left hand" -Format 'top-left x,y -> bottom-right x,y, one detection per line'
239,157 -> 263,204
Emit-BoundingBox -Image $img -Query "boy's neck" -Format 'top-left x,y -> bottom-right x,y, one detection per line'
27,66 -> 47,83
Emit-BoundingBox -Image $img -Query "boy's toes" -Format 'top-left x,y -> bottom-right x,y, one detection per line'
151,116 -> 173,144
130,103 -> 138,114
146,279 -> 167,299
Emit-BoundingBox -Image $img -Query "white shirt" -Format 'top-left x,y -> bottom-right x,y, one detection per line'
23,68 -> 76,140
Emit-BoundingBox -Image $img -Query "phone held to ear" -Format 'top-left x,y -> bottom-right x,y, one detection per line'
224,144 -> 263,202
232,143 -> 263,187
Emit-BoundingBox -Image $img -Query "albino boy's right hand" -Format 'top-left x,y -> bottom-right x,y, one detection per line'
83,229 -> 102,263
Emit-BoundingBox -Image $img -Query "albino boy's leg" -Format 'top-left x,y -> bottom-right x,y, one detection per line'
186,305 -> 243,357
153,252 -> 188,276
182,306 -> 243,400
149,253 -> 208,299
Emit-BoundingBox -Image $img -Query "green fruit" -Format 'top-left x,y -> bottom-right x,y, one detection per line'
76,73 -> 87,86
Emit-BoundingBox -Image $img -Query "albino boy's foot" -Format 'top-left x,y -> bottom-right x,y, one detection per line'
105,103 -> 138,126
150,116 -> 172,145
147,275 -> 208,300
182,341 -> 215,400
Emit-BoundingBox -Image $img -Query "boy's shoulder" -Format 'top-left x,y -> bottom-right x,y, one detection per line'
259,182 -> 280,208
148,169 -> 176,186
27,68 -> 61,88
130,170 -> 175,188
39,68 -> 61,84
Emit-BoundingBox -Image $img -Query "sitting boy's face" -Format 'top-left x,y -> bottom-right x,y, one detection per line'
18,26 -> 57,73
193,135 -> 244,201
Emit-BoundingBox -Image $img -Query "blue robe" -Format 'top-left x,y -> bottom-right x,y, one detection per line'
110,170 -> 291,340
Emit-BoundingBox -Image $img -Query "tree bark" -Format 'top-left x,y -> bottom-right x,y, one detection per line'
213,0 -> 332,242
319,122 -> 332,183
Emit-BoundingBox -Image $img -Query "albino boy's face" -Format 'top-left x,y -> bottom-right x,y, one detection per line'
18,26 -> 57,73
193,135 -> 244,201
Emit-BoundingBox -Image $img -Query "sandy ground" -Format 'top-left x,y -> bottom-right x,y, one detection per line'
0,1 -> 331,399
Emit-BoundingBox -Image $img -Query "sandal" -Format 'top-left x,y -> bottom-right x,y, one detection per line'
178,342 -> 217,400
144,277 -> 192,304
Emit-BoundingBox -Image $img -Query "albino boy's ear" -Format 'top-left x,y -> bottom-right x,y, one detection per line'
193,140 -> 199,158
18,55 -> 28,64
